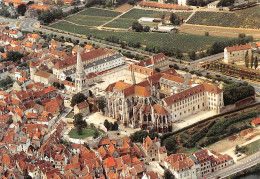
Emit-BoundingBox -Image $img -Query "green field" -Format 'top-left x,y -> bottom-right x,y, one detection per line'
187,6 -> 260,29
50,20 -> 230,52
105,9 -> 191,29
65,14 -> 112,26
104,18 -> 136,28
78,7 -> 121,17
120,9 -> 192,20
243,139 -> 260,155
69,128 -> 102,139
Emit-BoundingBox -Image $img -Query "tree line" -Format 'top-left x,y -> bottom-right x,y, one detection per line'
245,51 -> 258,70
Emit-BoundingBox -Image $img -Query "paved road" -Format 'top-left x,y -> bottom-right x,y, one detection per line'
208,151 -> 260,179
190,52 -> 224,67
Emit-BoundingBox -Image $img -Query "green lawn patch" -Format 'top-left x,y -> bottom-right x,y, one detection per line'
243,139 -> 260,155
50,21 -> 230,52
181,147 -> 199,153
65,111 -> 74,118
78,7 -> 121,17
187,6 -> 260,29
69,128 -> 102,139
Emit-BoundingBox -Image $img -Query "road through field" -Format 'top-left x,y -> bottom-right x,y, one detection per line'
179,24 -> 260,39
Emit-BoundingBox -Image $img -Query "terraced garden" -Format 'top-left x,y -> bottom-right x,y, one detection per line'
50,20 -> 230,52
187,5 -> 260,29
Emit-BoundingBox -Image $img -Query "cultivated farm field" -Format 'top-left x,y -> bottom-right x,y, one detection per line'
187,5 -> 260,29
120,9 -> 191,20
105,8 -> 191,29
50,21 -> 230,52
65,15 -> 112,26
78,7 -> 121,17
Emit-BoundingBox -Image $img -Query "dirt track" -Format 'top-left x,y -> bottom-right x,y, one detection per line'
180,24 -> 260,39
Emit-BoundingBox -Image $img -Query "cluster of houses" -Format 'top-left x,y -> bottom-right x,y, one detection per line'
0,27 -> 125,95
0,117 -> 234,179
1,0 -> 78,18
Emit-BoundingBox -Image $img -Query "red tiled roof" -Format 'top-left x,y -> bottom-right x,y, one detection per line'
161,74 -> 192,85
129,64 -> 156,76
44,86 -> 56,94
76,101 -> 89,109
34,71 -> 52,78
226,44 -> 251,52
137,1 -> 190,10
104,157 -> 116,168
64,163 -> 80,171
139,53 -> 168,67
164,84 -> 222,106
252,118 -> 260,125
53,49 -> 107,70
153,104 -> 168,115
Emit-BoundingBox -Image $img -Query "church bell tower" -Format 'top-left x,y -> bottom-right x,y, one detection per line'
75,52 -> 89,96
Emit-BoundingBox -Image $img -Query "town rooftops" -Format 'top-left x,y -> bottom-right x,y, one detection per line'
226,44 -> 251,52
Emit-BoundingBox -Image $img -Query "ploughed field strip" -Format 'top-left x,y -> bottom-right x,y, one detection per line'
187,5 -> 260,29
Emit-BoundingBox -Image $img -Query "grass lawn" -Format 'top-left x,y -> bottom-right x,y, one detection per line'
243,139 -> 260,155
69,128 -> 102,139
78,7 -> 121,17
65,111 -> 74,118
50,21 -> 230,52
65,15 -> 113,26
181,147 -> 199,153
187,5 -> 260,29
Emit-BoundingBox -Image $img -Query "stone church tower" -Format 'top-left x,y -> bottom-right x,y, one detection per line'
75,52 -> 89,96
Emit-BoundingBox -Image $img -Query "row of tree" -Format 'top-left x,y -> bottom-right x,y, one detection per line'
245,51 -> 258,69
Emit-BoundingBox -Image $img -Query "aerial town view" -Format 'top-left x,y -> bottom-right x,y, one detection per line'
0,0 -> 259,178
